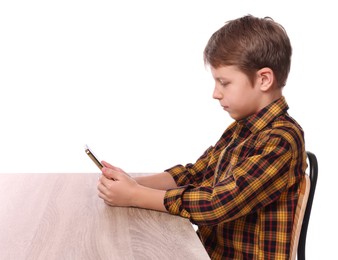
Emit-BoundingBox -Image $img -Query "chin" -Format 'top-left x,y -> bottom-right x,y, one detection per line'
231,114 -> 245,121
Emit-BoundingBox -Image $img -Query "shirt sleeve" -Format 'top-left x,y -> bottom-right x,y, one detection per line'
165,145 -> 215,187
164,135 -> 293,226
165,122 -> 237,188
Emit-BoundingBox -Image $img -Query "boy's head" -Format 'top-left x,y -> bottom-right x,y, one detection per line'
204,15 -> 292,88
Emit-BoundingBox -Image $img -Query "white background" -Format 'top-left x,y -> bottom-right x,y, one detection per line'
0,1 -> 336,258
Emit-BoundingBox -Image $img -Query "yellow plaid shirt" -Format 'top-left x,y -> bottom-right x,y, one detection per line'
164,97 -> 307,259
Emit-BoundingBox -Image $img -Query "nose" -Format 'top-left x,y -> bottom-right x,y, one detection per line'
212,85 -> 222,100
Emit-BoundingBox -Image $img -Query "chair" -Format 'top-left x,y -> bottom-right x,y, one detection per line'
290,151 -> 318,260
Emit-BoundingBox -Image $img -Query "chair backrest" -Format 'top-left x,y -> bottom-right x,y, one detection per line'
297,152 -> 318,260
290,174 -> 310,260
289,151 -> 318,260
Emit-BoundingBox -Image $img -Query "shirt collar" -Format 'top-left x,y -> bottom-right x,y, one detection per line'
238,96 -> 289,134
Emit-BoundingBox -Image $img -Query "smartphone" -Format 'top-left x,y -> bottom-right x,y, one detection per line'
84,144 -> 103,170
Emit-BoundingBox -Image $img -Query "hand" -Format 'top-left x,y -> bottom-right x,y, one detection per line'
97,161 -> 139,207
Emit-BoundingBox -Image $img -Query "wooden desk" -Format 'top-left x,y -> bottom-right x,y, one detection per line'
0,173 -> 210,260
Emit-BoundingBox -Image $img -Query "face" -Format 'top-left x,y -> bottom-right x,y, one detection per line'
211,65 -> 264,121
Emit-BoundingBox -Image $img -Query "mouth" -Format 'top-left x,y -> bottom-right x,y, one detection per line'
222,105 -> 229,111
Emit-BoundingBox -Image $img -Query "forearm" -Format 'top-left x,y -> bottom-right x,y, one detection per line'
132,185 -> 168,212
134,172 -> 178,190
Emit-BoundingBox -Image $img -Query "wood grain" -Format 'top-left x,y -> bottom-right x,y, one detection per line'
0,173 -> 210,260
289,174 -> 310,260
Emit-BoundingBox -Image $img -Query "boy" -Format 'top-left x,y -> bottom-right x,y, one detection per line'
97,15 -> 307,259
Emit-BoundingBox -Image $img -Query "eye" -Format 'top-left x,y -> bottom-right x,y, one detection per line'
219,79 -> 229,87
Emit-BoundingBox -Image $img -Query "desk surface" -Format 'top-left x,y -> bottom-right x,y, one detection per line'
0,173 -> 210,260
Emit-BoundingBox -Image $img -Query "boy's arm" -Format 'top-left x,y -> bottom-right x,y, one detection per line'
133,144 -> 217,190
164,136 -> 303,225
133,185 -> 167,212
134,172 -> 178,190
164,145 -> 217,187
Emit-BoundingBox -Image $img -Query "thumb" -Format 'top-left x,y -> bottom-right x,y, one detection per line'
101,166 -> 126,181
101,161 -> 128,175
102,161 -> 122,171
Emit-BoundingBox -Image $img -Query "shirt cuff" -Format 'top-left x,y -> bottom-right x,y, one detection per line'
165,165 -> 191,187
164,185 -> 192,218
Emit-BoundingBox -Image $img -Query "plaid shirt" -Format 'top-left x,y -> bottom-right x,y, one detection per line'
164,97 -> 307,259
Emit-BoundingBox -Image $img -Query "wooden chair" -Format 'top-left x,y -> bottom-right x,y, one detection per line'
290,151 -> 318,260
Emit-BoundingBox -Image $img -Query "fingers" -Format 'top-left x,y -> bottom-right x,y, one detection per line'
102,161 -> 121,171
102,167 -> 123,181
98,174 -> 110,189
97,175 -> 116,205
101,167 -> 114,180
97,162 -> 134,207
98,191 -> 114,206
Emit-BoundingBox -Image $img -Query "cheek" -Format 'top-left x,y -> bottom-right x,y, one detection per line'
229,88 -> 245,103
230,89 -> 254,109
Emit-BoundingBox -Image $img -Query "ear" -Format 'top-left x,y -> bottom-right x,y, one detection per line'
256,67 -> 275,91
